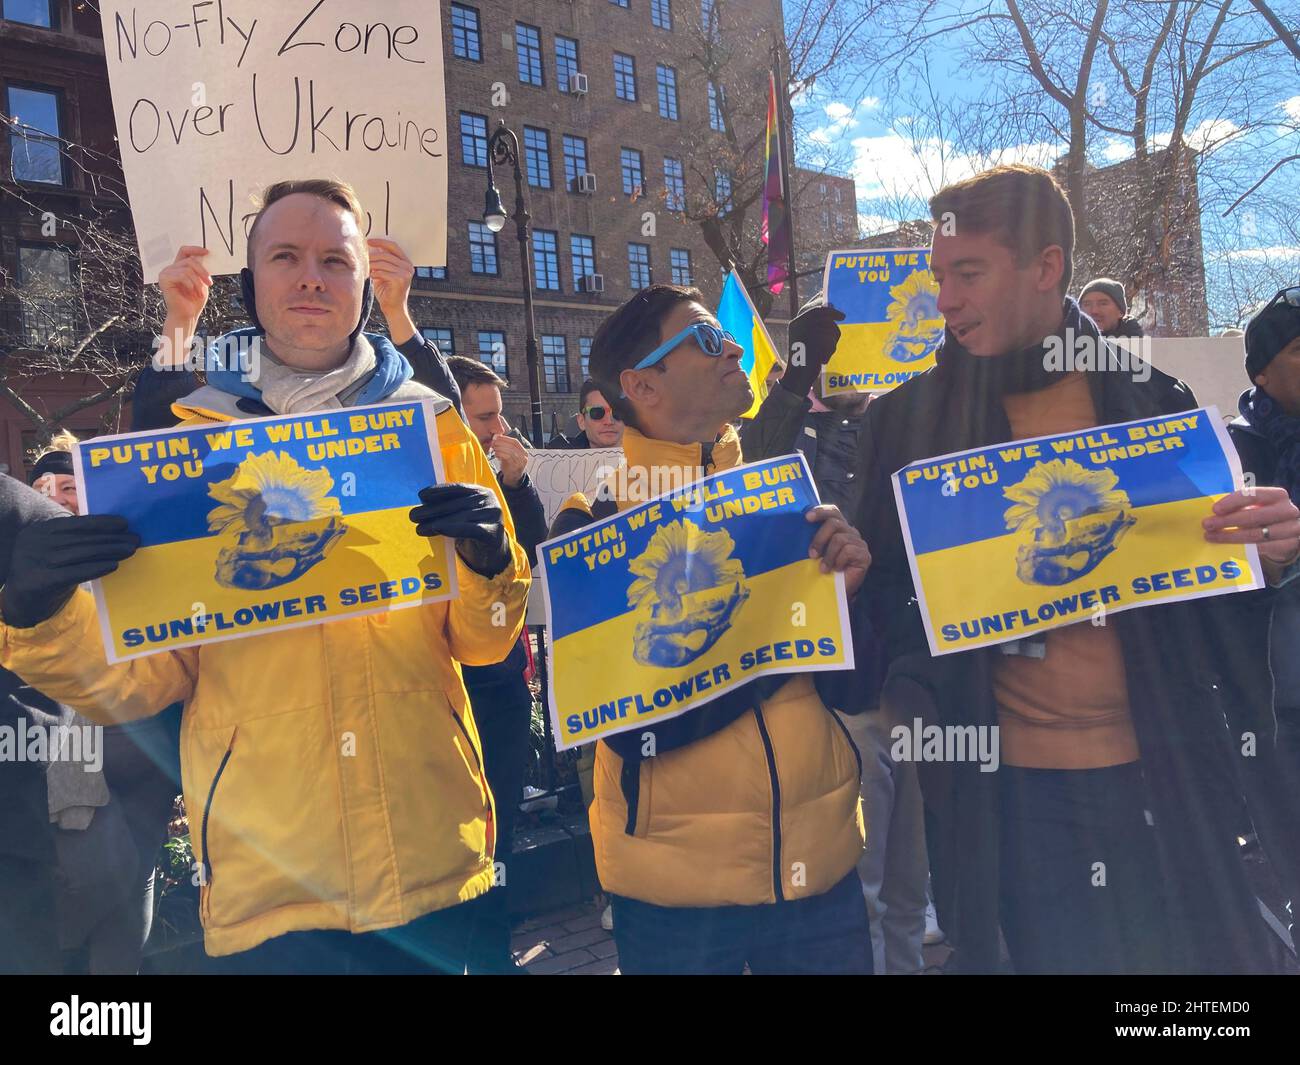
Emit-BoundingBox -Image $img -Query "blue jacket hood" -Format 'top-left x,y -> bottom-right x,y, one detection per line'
203,327 -> 414,407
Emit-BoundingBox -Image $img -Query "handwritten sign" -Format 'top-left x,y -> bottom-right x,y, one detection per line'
538,454 -> 854,750
99,1 -> 447,282
74,400 -> 455,661
892,407 -> 1261,655
822,247 -> 943,395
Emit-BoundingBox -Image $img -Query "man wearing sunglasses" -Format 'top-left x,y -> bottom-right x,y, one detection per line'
550,284 -> 873,975
553,381 -> 625,450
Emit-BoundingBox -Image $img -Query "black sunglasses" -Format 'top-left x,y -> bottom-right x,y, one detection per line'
1264,286 -> 1300,311
582,405 -> 620,422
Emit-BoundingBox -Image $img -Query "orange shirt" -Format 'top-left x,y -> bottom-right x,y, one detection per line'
994,374 -> 1140,769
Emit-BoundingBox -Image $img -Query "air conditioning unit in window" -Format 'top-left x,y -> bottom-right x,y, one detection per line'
573,172 -> 597,194
570,73 -> 589,96
582,273 -> 605,294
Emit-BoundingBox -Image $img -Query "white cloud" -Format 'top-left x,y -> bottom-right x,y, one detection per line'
1284,96 -> 1300,123
1096,119 -> 1242,165
857,213 -> 900,236
847,130 -> 1058,201
824,101 -> 853,122
1221,245 -> 1300,261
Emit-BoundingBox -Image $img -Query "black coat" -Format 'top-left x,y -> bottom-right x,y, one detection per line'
854,360 -> 1298,973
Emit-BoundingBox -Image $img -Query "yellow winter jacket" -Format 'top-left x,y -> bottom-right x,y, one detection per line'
0,393 -> 529,957
558,426 -> 864,907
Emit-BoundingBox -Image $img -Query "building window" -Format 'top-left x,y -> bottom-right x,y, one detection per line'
613,53 -> 637,102
656,65 -> 679,121
714,169 -> 733,217
555,36 -> 579,93
7,85 -> 63,185
562,134 -> 589,187
670,248 -> 693,285
579,337 -> 593,380
421,327 -> 454,356
523,126 -> 552,189
18,244 -> 73,346
468,222 -> 499,275
651,0 -> 673,30
459,112 -> 488,168
415,266 -> 448,281
2,1 -> 55,28
571,234 -> 596,290
663,157 -> 685,212
542,335 -> 570,393
533,229 -> 561,291
609,0 -> 629,7
708,81 -> 726,132
449,4 -> 481,61
620,148 -> 644,197
478,330 -> 508,377
834,185 -> 843,204
628,243 -> 652,289
516,23 -> 543,86
702,0 -> 719,41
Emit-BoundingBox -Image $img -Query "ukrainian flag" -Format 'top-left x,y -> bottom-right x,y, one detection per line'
717,271 -> 780,419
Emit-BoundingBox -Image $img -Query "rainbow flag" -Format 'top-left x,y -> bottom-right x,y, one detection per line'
717,271 -> 779,420
762,71 -> 792,295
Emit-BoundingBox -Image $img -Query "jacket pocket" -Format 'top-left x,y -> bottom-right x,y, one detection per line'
450,708 -> 494,854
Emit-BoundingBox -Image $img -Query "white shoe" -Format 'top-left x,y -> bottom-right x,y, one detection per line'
600,904 -> 614,931
924,901 -> 945,945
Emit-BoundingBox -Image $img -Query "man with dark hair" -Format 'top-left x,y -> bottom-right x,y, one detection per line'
1080,277 -> 1145,340
444,354 -> 544,972
550,283 -> 874,975
855,164 -> 1300,974
551,380 -> 624,450
0,180 -> 531,974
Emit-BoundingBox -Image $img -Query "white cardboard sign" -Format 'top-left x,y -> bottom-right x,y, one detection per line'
100,1 -> 448,282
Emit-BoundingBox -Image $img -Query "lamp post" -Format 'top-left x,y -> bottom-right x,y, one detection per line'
483,121 -> 544,446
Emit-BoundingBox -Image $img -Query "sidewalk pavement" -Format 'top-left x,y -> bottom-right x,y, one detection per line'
511,899 -> 955,974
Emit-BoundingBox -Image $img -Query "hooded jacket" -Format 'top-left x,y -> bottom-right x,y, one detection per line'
0,331 -> 531,957
551,425 -> 863,908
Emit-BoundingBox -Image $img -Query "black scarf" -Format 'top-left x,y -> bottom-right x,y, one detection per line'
928,296 -> 1125,456
1238,386 -> 1300,504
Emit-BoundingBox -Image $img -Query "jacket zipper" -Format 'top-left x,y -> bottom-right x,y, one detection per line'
752,706 -> 784,902
827,708 -> 863,778
450,709 -> 484,775
200,730 -> 237,891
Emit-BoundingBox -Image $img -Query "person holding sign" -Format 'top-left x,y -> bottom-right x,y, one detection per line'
0,180 -> 530,975
549,284 -> 873,975
854,164 -> 1300,975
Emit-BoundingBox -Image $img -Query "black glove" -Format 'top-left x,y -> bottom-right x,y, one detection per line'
2,516 -> 140,629
782,304 -> 847,398
410,483 -> 512,579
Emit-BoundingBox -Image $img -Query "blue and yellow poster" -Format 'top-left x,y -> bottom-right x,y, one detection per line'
822,247 -> 944,395
539,454 -> 855,750
73,400 -> 456,662
892,407 -> 1262,656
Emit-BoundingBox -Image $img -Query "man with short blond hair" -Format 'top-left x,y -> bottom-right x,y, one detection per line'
0,179 -> 530,974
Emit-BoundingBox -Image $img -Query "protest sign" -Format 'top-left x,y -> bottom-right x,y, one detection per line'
539,454 -> 855,750
525,447 -> 624,527
821,248 -> 944,395
893,407 -> 1261,656
73,399 -> 455,662
98,1 -> 447,282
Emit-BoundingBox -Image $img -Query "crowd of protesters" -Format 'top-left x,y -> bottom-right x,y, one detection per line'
1,162 -> 1298,977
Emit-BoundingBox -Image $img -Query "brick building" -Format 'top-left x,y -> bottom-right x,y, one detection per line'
789,165 -> 857,294
0,0 -> 856,463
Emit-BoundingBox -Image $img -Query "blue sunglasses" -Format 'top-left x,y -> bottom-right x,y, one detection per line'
632,322 -> 737,371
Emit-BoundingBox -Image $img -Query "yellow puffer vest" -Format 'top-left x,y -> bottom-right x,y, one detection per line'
569,426 -> 864,907
0,397 -> 529,956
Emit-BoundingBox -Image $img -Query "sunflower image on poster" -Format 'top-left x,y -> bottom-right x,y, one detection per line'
626,518 -> 751,667
1003,459 -> 1137,586
205,451 -> 348,590
883,271 -> 944,364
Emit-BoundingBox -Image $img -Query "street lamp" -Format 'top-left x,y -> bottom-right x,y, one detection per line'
484,121 -> 543,446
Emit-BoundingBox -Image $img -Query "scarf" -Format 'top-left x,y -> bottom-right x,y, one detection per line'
1239,386 -> 1300,503
928,296 -> 1125,456
252,334 -> 379,415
